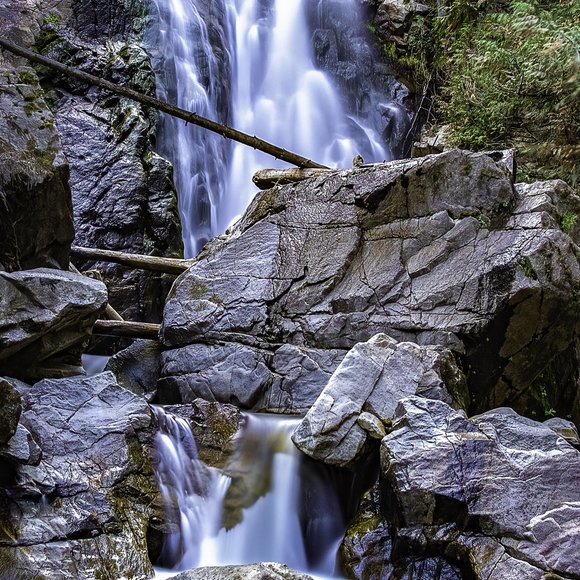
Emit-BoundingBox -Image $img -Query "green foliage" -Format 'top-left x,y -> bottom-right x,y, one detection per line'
439,0 -> 579,184
43,13 -> 60,26
517,256 -> 537,279
561,211 -> 578,233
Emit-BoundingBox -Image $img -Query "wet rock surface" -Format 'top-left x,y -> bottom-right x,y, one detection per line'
0,268 -> 107,381
172,562 -> 314,580
292,333 -> 468,467
162,150 -> 579,419
0,372 -> 157,579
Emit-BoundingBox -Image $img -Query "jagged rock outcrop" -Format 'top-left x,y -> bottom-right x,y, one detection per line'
0,268 -> 107,381
341,396 -> 580,579
292,333 -> 468,467
161,150 -> 579,420
0,1 -> 74,272
0,372 -> 158,579
34,0 -> 181,322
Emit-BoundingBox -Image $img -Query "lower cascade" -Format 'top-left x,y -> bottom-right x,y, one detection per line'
152,407 -> 348,577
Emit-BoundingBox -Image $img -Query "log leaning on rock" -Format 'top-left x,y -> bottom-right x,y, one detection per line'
252,168 -> 335,189
0,38 -> 329,170
71,246 -> 192,275
92,320 -> 161,340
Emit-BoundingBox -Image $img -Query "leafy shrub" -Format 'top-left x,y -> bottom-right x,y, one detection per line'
440,0 -> 579,184
369,0 -> 579,184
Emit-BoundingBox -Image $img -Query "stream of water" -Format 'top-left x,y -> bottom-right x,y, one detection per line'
147,0 -> 396,573
148,0 -> 392,257
153,408 -> 347,578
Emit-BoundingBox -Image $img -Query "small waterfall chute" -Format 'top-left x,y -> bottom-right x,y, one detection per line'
152,408 -> 347,578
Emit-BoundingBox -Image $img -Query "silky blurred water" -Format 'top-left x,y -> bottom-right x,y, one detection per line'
153,409 -> 345,578
148,0 -> 389,257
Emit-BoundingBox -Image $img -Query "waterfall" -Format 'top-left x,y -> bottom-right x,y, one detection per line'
153,408 -> 347,577
147,0 -> 395,257
147,0 -> 233,257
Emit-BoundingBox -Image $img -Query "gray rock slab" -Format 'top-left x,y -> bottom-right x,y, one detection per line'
0,268 -> 107,380
292,334 -> 467,467
159,342 -> 346,413
381,396 -> 580,576
158,342 -> 273,408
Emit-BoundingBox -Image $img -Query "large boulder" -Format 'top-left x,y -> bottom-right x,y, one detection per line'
161,150 -> 579,418
292,334 -> 467,468
158,342 -> 346,413
376,396 -> 580,578
0,0 -> 74,272
0,372 -> 158,579
0,268 -> 107,380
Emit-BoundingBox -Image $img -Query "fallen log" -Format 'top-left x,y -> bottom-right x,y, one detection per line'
0,38 -> 329,170
93,320 -> 160,340
252,168 -> 335,189
71,246 -> 191,275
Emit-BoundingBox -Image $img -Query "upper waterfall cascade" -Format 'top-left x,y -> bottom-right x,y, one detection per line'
148,0 -> 404,257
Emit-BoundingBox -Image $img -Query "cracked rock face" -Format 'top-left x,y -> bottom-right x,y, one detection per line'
37,0 -> 181,323
0,0 -> 74,273
161,150 -> 579,417
378,396 -> 580,578
158,341 -> 346,414
292,333 -> 468,467
0,372 -> 157,580
0,268 -> 107,381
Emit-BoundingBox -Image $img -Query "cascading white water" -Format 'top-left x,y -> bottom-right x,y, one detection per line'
153,407 -> 229,570
153,409 -> 346,577
223,0 -> 387,230
147,0 -> 233,257
148,0 -> 390,256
